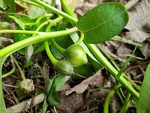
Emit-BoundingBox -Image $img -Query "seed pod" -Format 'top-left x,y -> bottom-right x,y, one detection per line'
55,60 -> 74,75
65,45 -> 88,67
20,79 -> 35,93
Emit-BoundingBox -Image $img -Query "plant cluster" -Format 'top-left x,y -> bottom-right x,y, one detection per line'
0,0 -> 150,113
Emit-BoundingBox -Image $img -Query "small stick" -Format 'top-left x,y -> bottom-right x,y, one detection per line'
7,93 -> 44,113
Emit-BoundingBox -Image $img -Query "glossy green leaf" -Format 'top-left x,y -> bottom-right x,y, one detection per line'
137,64 -> 150,113
76,2 -> 129,44
45,75 -> 66,106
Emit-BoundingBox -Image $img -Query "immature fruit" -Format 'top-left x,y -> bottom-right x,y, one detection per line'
19,79 -> 35,93
65,45 -> 88,67
55,60 -> 74,75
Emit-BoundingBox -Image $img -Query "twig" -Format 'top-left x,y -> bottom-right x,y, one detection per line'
125,0 -> 140,10
7,93 -> 44,113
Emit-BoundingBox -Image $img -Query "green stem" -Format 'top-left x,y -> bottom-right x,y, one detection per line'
20,0 -> 42,8
51,39 -> 66,55
35,14 -> 53,25
112,36 -> 143,48
0,27 -> 78,58
123,75 -> 141,91
32,0 -> 78,24
44,41 -> 58,66
46,16 -> 66,54
11,55 -> 26,80
86,44 -> 139,99
98,44 -> 141,91
120,93 -> 131,113
0,30 -> 44,34
103,84 -> 122,113
15,0 -> 28,12
61,0 -> 77,19
0,57 -> 7,113
97,45 -> 120,71
2,58 -> 15,78
73,33 -> 84,45
35,20 -> 51,32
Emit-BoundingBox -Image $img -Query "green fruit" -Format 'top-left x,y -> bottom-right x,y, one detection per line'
65,45 -> 88,67
55,60 -> 74,75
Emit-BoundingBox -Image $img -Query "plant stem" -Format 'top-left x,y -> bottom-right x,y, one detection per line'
44,41 -> 58,66
11,55 -> 26,80
20,0 -> 42,8
0,57 -> 7,113
86,44 -> 139,99
97,45 -> 120,71
112,36 -> 143,48
46,16 -> 66,54
61,0 -> 77,19
34,20 -> 51,32
32,0 -> 78,24
0,30 -> 44,34
103,84 -> 122,113
35,14 -> 53,25
123,75 -> 141,91
2,58 -> 15,78
120,93 -> 131,113
51,39 -> 66,54
0,27 -> 78,58
73,33 -> 84,45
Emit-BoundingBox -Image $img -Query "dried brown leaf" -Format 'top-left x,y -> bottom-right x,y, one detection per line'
65,69 -> 106,95
125,0 -> 150,42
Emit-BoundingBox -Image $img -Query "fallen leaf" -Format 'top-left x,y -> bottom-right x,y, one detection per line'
125,0 -> 150,43
140,43 -> 150,59
57,93 -> 84,113
65,69 -> 106,95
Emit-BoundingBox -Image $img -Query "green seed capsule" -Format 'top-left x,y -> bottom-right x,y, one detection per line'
55,60 -> 74,75
65,45 -> 88,67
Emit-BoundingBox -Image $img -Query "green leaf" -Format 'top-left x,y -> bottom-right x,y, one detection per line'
0,0 -> 5,10
76,2 -> 129,44
0,0 -> 15,12
9,15 -> 25,30
1,0 -> 15,12
45,75 -> 66,106
28,5 -> 45,18
137,64 -> 150,113
25,45 -> 34,61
